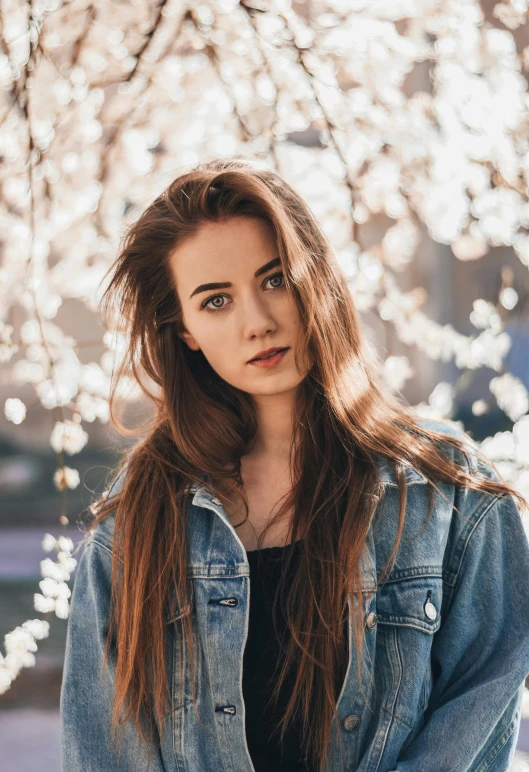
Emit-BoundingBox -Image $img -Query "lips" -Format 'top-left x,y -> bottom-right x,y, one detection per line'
249,347 -> 289,362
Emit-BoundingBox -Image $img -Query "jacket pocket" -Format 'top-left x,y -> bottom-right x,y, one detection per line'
374,574 -> 442,727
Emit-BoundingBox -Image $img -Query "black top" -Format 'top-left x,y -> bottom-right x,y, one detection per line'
243,540 -> 347,772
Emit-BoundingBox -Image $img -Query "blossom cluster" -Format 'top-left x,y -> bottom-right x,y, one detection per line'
0,1 -> 529,724
33,534 -> 78,618
0,533 -> 77,695
0,619 -> 50,695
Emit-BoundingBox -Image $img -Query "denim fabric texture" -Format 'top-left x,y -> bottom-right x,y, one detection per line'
60,419 -> 529,771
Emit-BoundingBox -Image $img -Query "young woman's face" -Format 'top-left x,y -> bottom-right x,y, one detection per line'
169,215 -> 310,397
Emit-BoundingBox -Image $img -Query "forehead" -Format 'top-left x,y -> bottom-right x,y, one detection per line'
169,216 -> 276,277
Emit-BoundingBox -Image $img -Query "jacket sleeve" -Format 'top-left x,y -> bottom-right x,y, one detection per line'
394,491 -> 529,772
60,536 -> 166,771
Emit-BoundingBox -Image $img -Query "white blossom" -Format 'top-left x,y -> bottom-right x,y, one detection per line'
40,557 -> 71,583
33,594 -> 56,614
493,2 -> 527,29
57,552 -> 78,573
39,577 -> 61,598
470,300 -> 502,331
489,373 -> 529,422
383,356 -> 414,392
472,399 -> 489,416
53,466 -> 81,491
50,420 -> 89,455
0,669 -> 12,693
55,597 -> 70,620
5,627 -> 38,655
0,321 -> 18,363
41,533 -> 57,552
58,536 -> 75,554
428,382 -> 455,416
4,398 -> 27,424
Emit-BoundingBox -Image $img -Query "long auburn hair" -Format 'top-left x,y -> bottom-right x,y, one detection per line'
88,157 -> 528,771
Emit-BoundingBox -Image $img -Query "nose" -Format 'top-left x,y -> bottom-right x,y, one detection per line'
241,291 -> 277,339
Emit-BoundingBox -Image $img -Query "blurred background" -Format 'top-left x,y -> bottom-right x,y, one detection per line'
2,0 -> 529,769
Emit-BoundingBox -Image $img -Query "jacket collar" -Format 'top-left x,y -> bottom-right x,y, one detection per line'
187,454 -> 426,589
375,453 -> 428,487
189,453 -> 428,513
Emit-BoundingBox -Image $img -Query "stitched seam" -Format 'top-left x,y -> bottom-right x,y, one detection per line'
372,629 -> 405,772
445,494 -> 505,615
91,537 -> 123,564
394,627 -> 415,732
475,712 -> 518,772
378,702 -> 415,732
380,568 -> 443,584
376,619 -> 440,634
202,516 -> 229,772
186,569 -> 250,579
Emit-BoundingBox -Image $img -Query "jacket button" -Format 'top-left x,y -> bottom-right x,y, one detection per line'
215,704 -> 236,715
424,600 -> 437,620
343,714 -> 360,732
365,611 -> 377,629
211,497 -> 222,505
208,597 -> 238,607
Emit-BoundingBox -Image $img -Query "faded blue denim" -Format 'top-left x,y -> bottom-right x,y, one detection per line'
61,420 -> 529,771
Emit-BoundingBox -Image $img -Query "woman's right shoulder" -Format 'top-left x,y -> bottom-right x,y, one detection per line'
88,512 -> 118,558
82,464 -> 199,559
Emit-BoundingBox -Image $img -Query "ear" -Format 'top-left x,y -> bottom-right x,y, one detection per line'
178,329 -> 201,352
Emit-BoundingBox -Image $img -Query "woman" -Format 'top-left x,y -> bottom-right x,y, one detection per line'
61,158 -> 529,772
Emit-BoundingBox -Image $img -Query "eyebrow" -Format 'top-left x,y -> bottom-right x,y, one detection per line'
189,257 -> 282,299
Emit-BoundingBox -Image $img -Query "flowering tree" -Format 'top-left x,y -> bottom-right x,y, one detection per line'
1,0 -> 529,737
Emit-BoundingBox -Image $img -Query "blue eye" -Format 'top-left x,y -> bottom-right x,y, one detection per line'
200,272 -> 285,313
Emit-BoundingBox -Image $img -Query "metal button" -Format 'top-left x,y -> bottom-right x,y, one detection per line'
208,597 -> 238,607
343,714 -> 360,732
215,704 -> 236,715
218,597 -> 238,607
365,611 -> 377,629
424,590 -> 437,621
424,600 -> 437,620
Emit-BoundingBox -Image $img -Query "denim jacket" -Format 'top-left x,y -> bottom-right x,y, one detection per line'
61,420 -> 529,771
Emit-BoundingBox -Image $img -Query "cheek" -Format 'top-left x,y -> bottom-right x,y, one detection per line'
286,300 -> 303,334
200,331 -> 241,373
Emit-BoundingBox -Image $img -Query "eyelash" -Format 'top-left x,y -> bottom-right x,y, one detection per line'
200,272 -> 286,313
